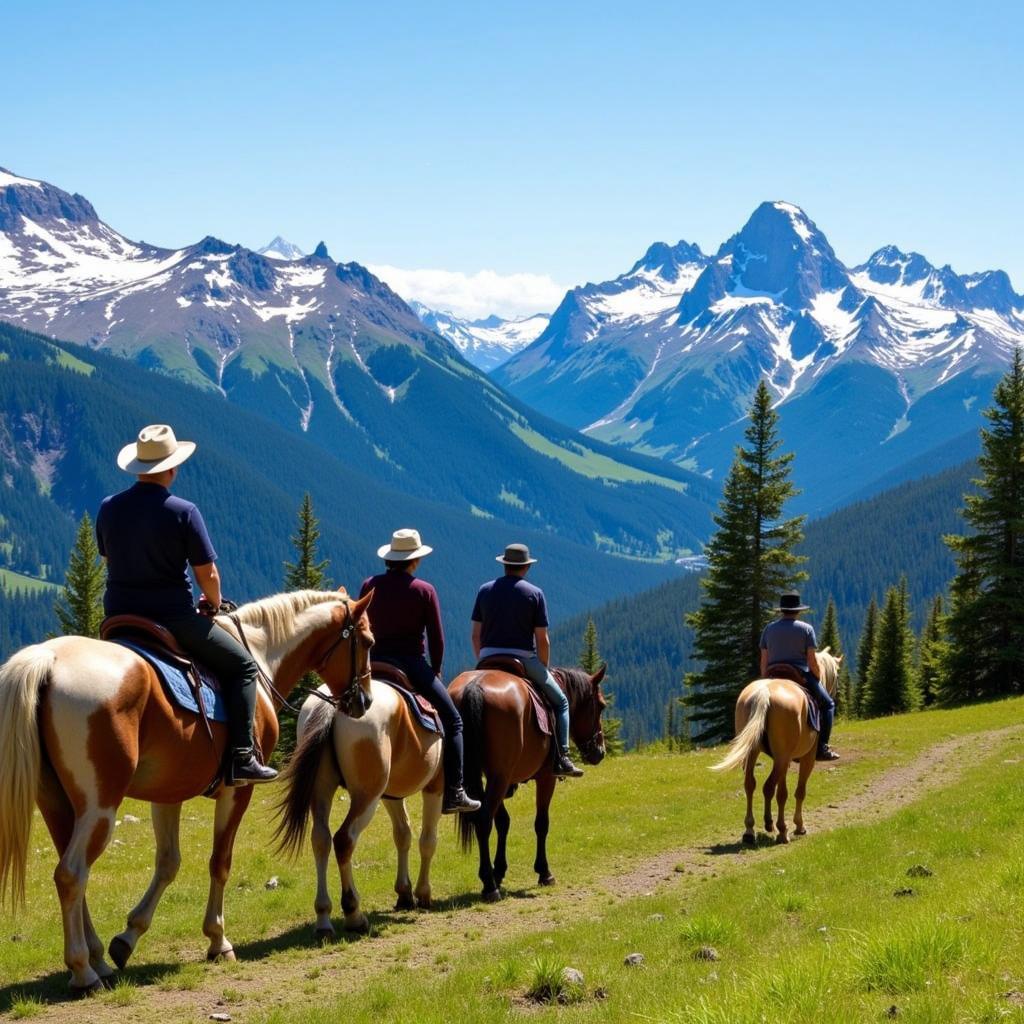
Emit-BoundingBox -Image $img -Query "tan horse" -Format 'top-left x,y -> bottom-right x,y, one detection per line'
713,649 -> 840,846
0,589 -> 373,996
274,672 -> 444,939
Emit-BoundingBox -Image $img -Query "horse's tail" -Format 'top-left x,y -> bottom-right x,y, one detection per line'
273,701 -> 335,860
456,679 -> 486,853
0,644 -> 52,908
712,680 -> 770,773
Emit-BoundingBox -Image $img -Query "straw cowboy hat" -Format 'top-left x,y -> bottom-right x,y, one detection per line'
496,543 -> 538,566
117,424 -> 196,475
378,528 -> 433,561
776,591 -> 811,612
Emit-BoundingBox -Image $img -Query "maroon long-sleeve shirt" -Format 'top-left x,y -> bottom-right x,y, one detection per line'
359,570 -> 445,674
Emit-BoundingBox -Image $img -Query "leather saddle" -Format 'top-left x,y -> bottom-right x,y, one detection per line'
476,654 -> 527,678
370,661 -> 442,733
474,656 -> 553,737
767,663 -> 821,733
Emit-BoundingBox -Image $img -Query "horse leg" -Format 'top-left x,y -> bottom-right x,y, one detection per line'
82,899 -> 115,987
414,786 -> 443,909
762,763 -> 778,834
774,757 -> 792,844
493,802 -> 511,889
793,755 -> 815,836
533,771 -> 556,885
742,752 -> 758,845
476,777 -> 506,902
109,803 -> 182,969
334,795 -> 381,933
310,765 -> 340,943
202,786 -> 254,961
382,798 -> 415,911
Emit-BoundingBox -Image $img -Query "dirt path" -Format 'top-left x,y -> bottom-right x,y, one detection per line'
17,724 -> 1020,1023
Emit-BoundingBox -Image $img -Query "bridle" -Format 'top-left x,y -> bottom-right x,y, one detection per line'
557,668 -> 605,762
227,598 -> 371,718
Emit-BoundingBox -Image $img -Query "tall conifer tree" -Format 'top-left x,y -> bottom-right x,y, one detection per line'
943,348 -> 1024,699
863,578 -> 919,716
55,512 -> 105,638
854,597 -> 879,717
578,618 -> 623,756
682,381 -> 806,743
916,594 -> 947,707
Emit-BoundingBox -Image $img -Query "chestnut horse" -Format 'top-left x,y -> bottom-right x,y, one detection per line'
274,672 -> 444,939
0,588 -> 373,995
449,665 -> 607,902
713,648 -> 840,845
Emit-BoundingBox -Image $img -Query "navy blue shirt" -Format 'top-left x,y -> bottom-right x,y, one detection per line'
96,482 -> 217,619
760,617 -> 817,670
471,575 -> 549,652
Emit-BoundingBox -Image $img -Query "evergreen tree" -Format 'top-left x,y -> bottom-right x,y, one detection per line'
682,381 -> 806,743
818,596 -> 853,716
863,578 -> 919,716
854,597 -> 879,717
943,348 -> 1024,699
54,512 -> 105,638
577,618 -> 623,756
279,494 -> 331,760
916,594 -> 947,707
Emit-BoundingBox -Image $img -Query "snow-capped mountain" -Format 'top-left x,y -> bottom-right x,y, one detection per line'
410,301 -> 549,371
497,201 -> 1023,511
257,236 -> 306,261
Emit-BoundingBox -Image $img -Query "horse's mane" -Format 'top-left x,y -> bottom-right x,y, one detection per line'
817,647 -> 839,694
232,590 -> 348,651
554,666 -> 594,707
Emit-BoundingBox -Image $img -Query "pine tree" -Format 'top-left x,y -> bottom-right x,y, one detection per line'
943,348 -> 1024,699
854,597 -> 879,717
54,512 -> 105,638
664,699 -> 678,752
818,596 -> 853,716
863,578 -> 919,716
279,494 -> 331,760
916,594 -> 947,707
577,618 -> 623,755
682,381 -> 806,743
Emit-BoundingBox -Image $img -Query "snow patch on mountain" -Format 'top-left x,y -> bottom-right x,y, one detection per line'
258,236 -> 305,261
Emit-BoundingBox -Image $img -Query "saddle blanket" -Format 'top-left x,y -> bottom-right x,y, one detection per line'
378,678 -> 443,734
113,639 -> 228,723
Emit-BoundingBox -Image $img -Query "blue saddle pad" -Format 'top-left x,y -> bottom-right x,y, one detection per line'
112,639 -> 228,723
379,678 -> 443,735
806,695 -> 821,735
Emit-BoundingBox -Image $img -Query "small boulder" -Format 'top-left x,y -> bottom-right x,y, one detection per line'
693,946 -> 719,962
265,876 -> 280,890
123,814 -> 141,824
624,952 -> 645,967
210,1015 -> 232,1023
561,967 -> 585,987
906,865 -> 933,878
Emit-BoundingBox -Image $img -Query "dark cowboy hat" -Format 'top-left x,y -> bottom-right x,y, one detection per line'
496,543 -> 538,566
776,591 -> 810,612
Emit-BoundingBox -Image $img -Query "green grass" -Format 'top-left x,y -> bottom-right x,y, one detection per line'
0,569 -> 59,595
1,698 -> 1022,1021
50,346 -> 94,376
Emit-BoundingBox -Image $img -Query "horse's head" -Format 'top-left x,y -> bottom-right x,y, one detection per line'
558,663 -> 608,765
315,589 -> 375,718
816,647 -> 841,699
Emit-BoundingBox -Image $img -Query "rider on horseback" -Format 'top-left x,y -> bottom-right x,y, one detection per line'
471,543 -> 584,779
759,592 -> 839,761
95,425 -> 277,785
359,529 -> 481,815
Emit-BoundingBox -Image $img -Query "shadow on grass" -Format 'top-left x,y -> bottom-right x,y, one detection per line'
706,833 -> 779,855
0,961 -> 177,1011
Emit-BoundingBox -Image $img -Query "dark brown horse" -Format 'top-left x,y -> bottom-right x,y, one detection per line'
448,664 -> 607,902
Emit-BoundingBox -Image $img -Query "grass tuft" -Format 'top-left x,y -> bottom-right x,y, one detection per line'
525,956 -> 586,1005
857,921 -> 968,994
680,913 -> 735,949
8,996 -> 45,1020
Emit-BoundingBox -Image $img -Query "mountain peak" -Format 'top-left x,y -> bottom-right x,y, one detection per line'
0,170 -> 99,231
312,241 -> 330,260
628,239 -> 705,282
257,236 -> 305,261
192,235 -> 235,256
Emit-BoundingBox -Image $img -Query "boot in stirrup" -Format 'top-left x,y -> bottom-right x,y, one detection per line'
228,747 -> 278,785
442,786 -> 481,814
553,749 -> 584,778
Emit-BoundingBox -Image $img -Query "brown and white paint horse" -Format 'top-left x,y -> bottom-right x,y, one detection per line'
274,674 -> 443,939
0,589 -> 373,996
713,648 -> 841,845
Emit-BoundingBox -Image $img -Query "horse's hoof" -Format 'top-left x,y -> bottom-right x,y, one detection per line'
538,875 -> 556,886
207,946 -> 236,963
394,893 -> 416,911
315,927 -> 336,945
776,834 -> 789,845
794,826 -> 807,836
108,936 -> 132,970
742,833 -> 756,847
70,978 -> 105,999
482,888 -> 502,904
416,896 -> 432,910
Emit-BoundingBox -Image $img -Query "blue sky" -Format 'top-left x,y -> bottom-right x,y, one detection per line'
3,1 -> 1022,316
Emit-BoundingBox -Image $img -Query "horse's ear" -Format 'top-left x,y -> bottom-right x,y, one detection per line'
336,585 -> 349,596
354,589 -> 373,615
837,654 -> 844,664
591,663 -> 607,686
820,645 -> 831,655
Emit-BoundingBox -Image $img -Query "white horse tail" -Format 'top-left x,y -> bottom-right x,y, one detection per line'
0,643 -> 53,907
712,680 -> 771,773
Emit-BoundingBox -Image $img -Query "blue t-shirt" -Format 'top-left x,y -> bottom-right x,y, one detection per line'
760,617 -> 817,669
471,575 -> 549,652
96,482 -> 217,619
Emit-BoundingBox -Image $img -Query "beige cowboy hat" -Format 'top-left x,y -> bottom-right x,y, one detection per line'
496,542 -> 537,566
117,424 -> 196,475
378,528 -> 433,561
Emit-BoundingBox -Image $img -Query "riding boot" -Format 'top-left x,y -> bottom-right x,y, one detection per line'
553,748 -> 584,778
229,747 -> 278,785
442,786 -> 481,814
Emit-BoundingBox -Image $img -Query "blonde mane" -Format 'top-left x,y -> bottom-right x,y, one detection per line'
817,646 -> 840,697
231,589 -> 350,652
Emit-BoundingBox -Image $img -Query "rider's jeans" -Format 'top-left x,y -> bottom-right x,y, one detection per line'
800,669 -> 835,750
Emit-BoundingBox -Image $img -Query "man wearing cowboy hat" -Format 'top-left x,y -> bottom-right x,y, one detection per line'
95,424 -> 277,785
471,543 -> 583,778
359,529 -> 480,814
759,592 -> 839,761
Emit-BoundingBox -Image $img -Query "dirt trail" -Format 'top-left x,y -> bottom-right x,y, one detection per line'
16,724 -> 1020,1023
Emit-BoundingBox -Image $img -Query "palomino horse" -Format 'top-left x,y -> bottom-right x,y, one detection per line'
713,648 -> 841,845
0,589 -> 373,996
274,670 -> 444,938
449,665 -> 607,902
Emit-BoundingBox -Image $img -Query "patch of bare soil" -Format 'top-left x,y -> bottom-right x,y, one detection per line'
20,725 -> 1020,1023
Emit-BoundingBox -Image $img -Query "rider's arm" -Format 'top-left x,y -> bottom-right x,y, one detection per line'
807,647 -> 821,677
193,562 -> 222,608
471,620 -> 482,659
425,587 -> 444,676
759,649 -> 769,677
535,627 -> 550,667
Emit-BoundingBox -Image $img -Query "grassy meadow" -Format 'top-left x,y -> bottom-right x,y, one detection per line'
1,698 -> 1022,1022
